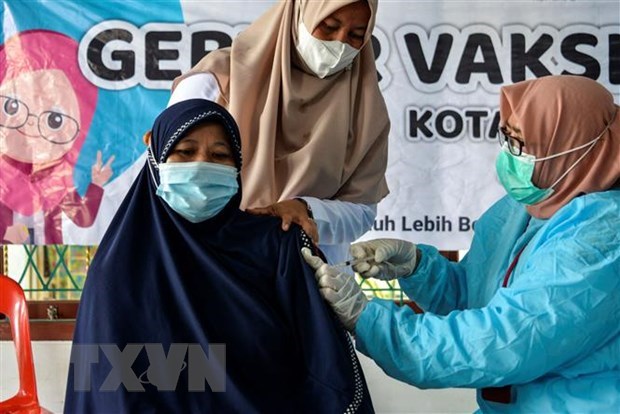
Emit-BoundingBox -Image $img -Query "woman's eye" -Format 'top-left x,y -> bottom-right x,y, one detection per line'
320,22 -> 338,32
173,149 -> 193,156
212,152 -> 233,160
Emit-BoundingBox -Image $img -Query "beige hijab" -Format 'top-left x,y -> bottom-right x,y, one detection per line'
500,75 -> 620,219
175,0 -> 389,209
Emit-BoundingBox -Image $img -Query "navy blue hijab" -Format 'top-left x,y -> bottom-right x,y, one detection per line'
65,99 -> 373,413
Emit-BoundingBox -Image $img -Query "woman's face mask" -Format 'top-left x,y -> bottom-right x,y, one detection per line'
496,128 -> 606,205
147,121 -> 240,223
156,161 -> 238,223
495,148 -> 553,205
295,20 -> 360,79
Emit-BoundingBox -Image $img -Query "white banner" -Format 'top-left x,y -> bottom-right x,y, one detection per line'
2,0 -> 618,248
361,0 -> 619,249
180,0 -> 620,249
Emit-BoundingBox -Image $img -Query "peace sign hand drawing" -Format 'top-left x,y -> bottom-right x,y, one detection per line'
91,150 -> 115,187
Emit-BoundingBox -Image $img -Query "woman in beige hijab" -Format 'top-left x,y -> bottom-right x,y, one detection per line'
170,0 -> 389,264
303,75 -> 620,412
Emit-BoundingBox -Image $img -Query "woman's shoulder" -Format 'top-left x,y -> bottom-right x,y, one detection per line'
583,188 -> 620,203
558,189 -> 620,220
232,209 -> 304,242
540,190 -> 620,242
232,209 -> 282,231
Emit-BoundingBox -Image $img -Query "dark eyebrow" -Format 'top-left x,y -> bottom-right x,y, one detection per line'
211,140 -> 232,150
177,138 -> 198,145
213,139 -> 230,147
325,16 -> 341,25
324,16 -> 367,32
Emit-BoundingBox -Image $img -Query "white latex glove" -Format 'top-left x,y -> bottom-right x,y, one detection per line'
301,247 -> 368,332
350,238 -> 418,280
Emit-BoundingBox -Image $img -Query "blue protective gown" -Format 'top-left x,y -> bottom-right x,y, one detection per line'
356,191 -> 620,413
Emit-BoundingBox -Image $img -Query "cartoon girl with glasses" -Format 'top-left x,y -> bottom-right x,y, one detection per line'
0,30 -> 114,244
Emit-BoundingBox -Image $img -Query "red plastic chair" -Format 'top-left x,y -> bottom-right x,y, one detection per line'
0,275 -> 51,414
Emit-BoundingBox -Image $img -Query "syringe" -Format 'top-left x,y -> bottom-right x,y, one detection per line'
331,255 -> 373,269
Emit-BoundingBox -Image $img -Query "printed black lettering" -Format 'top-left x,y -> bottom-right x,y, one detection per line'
403,33 -> 453,84
405,106 -> 501,143
145,31 -> 182,81
459,217 -> 472,232
489,111 -> 501,141
191,31 -> 232,66
87,29 -> 135,81
80,22 -> 619,91
511,33 -> 553,82
456,34 -> 503,85
561,33 -> 600,79
409,109 -> 433,139
465,110 -> 487,138
609,34 -> 620,84
435,110 -> 463,139
402,217 -> 413,231
373,215 -> 395,231
412,220 -> 423,231
371,35 -> 383,83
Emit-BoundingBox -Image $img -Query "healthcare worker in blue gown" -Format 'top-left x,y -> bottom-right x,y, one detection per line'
303,75 -> 620,413
64,99 -> 374,413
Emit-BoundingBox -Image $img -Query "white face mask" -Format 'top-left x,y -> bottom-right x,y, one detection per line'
295,20 -> 360,79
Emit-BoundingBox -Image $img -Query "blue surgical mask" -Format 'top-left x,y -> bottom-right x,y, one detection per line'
156,161 -> 238,223
496,133 -> 604,205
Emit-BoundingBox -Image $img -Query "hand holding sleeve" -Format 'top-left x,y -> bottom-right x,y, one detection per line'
302,248 -> 368,332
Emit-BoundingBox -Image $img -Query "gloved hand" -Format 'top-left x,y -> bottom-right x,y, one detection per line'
301,248 -> 368,332
350,239 -> 418,280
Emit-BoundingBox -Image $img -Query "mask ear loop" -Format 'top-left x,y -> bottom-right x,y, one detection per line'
541,109 -> 616,189
146,144 -> 160,189
546,138 -> 601,189
535,135 -> 604,162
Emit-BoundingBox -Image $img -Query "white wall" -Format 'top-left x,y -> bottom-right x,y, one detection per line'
1,341 -> 70,412
1,341 -> 476,413
357,353 -> 477,413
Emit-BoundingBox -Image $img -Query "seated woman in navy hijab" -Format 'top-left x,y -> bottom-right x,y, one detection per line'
65,99 -> 373,413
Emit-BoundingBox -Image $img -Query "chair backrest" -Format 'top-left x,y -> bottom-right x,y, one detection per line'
0,275 -> 40,411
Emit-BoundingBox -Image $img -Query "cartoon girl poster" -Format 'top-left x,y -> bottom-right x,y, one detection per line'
0,30 -> 114,244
